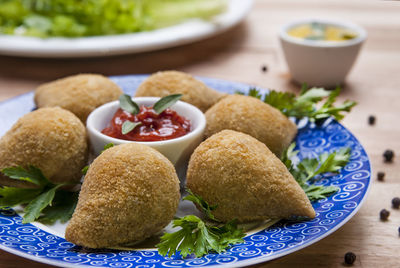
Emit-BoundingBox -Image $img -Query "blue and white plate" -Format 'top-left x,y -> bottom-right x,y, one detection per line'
0,75 -> 371,267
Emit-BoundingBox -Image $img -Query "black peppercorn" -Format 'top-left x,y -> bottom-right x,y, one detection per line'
261,65 -> 268,73
377,171 -> 385,181
392,197 -> 400,209
383,149 -> 394,162
344,252 -> 356,265
368,115 -> 376,125
380,209 -> 390,221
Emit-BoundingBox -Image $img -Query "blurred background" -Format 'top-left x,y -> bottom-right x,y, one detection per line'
0,0 -> 400,267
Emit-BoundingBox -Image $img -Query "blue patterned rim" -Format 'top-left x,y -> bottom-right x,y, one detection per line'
0,75 -> 371,267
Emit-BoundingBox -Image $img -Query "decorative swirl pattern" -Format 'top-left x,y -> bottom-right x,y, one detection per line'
0,76 -> 371,268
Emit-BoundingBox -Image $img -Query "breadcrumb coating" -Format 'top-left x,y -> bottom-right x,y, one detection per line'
134,71 -> 226,112
186,130 -> 315,222
34,74 -> 123,122
65,143 -> 180,249
205,94 -> 297,157
0,107 -> 88,188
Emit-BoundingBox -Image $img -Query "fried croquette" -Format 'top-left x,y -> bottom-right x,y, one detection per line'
0,107 -> 88,188
65,143 -> 180,248
205,94 -> 297,157
34,74 -> 123,122
134,71 -> 226,112
186,130 -> 315,222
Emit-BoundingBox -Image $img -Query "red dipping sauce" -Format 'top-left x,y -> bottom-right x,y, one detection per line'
101,106 -> 191,142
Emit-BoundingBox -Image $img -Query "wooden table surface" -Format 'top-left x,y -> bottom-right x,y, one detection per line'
0,0 -> 399,267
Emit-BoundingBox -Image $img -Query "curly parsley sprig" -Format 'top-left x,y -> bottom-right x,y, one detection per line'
156,190 -> 245,258
0,165 -> 78,224
238,85 -> 356,122
282,143 -> 351,201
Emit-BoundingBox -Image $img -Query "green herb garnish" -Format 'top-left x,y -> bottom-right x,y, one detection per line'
38,191 -> 78,224
118,93 -> 182,135
0,0 -> 227,38
153,94 -> 183,114
183,189 -> 220,222
119,94 -> 140,115
282,143 -> 351,201
81,165 -> 89,175
0,165 -> 78,224
101,143 -> 114,152
157,190 -> 245,258
238,85 -> 356,122
121,121 -> 142,135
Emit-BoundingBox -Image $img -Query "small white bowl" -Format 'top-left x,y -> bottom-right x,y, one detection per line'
86,97 -> 206,177
279,18 -> 367,87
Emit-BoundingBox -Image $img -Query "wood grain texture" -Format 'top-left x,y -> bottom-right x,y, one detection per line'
0,0 -> 399,267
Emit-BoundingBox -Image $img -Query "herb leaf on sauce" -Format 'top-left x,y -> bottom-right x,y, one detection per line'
121,121 -> 142,135
153,94 -> 183,114
119,94 -> 140,115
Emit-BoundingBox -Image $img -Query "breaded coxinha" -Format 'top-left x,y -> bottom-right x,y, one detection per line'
65,143 -> 180,249
0,107 -> 88,188
134,71 -> 226,112
205,94 -> 297,157
186,130 -> 315,222
35,74 -> 123,122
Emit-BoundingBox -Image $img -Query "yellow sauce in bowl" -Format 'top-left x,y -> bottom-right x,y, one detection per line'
287,22 -> 357,41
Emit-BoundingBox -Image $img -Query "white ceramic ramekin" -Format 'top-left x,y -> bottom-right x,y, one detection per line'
279,18 -> 367,88
86,97 -> 206,178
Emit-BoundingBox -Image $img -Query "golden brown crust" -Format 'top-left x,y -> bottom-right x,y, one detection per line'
0,107 -> 88,187
65,143 -> 180,248
34,74 -> 123,122
205,94 -> 297,157
186,130 -> 315,222
134,71 -> 226,112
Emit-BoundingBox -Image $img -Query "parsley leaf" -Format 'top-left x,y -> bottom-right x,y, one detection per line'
298,147 -> 352,182
264,90 -> 296,112
157,215 -> 245,258
157,191 -> 245,258
1,165 -> 48,187
238,86 -> 356,122
0,166 -> 78,224
0,188 -> 42,208
38,191 -> 79,224
22,184 -> 64,224
81,165 -> 89,175
303,185 -> 339,202
282,143 -> 351,201
101,143 -> 114,152
183,189 -> 219,222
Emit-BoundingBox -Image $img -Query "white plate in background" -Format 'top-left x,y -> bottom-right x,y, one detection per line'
0,0 -> 253,58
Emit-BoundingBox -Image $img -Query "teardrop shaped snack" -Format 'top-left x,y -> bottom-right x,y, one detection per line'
0,107 -> 88,188
186,130 -> 315,222
205,94 -> 297,157
134,71 -> 226,112
35,74 -> 123,122
65,143 -> 180,248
